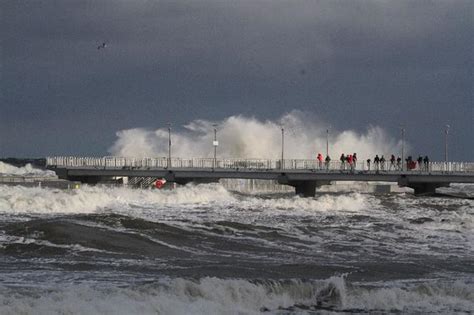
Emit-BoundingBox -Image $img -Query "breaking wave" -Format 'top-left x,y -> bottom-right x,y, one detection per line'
0,162 -> 55,177
109,111 -> 403,161
1,276 -> 472,315
0,184 -> 235,214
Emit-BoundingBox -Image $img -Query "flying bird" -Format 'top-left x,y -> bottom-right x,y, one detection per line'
97,42 -> 107,50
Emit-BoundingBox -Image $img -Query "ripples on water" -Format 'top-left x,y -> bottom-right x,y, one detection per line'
0,183 -> 473,314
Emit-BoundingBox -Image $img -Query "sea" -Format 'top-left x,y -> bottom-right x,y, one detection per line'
0,163 -> 473,314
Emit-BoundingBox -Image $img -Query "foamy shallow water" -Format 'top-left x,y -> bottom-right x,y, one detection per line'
1,182 -> 473,314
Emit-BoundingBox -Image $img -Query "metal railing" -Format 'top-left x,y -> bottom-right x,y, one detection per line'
46,156 -> 474,173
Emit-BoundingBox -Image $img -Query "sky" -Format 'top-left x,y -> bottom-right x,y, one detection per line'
1,0 -> 473,160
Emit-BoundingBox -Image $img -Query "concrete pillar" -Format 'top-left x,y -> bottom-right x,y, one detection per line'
294,181 -> 317,197
277,175 -> 331,197
409,183 -> 448,196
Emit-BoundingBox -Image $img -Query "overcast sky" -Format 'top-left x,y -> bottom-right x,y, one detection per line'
1,0 -> 473,160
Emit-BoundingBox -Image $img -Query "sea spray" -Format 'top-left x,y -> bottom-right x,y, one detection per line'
109,111 -> 403,160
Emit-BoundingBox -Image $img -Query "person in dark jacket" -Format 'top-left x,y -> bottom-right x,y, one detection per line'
423,156 -> 429,171
380,155 -> 386,170
417,156 -> 423,170
396,156 -> 402,170
340,154 -> 346,170
367,158 -> 371,171
374,155 -> 380,171
325,155 -> 331,170
389,155 -> 396,170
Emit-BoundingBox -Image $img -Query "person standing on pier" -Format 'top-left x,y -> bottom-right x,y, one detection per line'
380,155 -> 386,170
417,156 -> 423,170
325,155 -> 331,170
367,158 -> 371,171
340,154 -> 346,170
389,155 -> 396,170
374,155 -> 380,172
353,153 -> 358,170
397,156 -> 402,170
348,154 -> 354,172
317,153 -> 324,170
423,156 -> 430,171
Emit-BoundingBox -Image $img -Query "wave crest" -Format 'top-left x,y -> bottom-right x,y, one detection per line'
1,276 -> 472,315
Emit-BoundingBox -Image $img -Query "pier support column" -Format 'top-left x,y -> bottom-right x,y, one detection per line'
398,177 -> 450,196
294,181 -> 317,197
277,175 -> 331,197
409,183 -> 449,196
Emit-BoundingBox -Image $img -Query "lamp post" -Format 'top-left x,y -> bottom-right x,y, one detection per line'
400,125 -> 405,170
445,124 -> 450,163
167,123 -> 172,168
213,124 -> 218,168
281,127 -> 285,169
326,128 -> 329,158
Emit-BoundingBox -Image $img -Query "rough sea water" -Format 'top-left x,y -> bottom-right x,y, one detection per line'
0,169 -> 473,314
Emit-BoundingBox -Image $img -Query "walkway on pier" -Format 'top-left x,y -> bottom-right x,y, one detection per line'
46,156 -> 474,197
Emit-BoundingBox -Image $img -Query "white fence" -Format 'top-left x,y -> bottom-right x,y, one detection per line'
46,156 -> 474,173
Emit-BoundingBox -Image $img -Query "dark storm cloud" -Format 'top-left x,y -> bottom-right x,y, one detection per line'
1,0 -> 472,159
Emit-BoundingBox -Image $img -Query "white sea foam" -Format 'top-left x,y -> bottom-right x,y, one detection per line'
109,111 -> 404,161
238,193 -> 370,213
0,184 -> 235,215
0,162 -> 55,177
1,184 -> 472,259
0,276 -> 472,315
0,184 -> 378,231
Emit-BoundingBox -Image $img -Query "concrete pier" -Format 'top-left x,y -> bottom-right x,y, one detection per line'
46,157 -> 474,197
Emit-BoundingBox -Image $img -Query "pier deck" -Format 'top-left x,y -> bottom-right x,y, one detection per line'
46,157 -> 474,196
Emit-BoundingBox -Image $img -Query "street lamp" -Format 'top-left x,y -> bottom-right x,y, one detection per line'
281,127 -> 285,169
167,123 -> 172,168
326,127 -> 330,158
400,125 -> 405,170
445,124 -> 450,163
212,124 -> 218,168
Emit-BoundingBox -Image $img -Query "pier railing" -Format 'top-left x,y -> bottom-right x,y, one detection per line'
46,156 -> 474,173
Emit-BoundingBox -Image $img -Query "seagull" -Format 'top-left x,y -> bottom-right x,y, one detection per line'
97,42 -> 107,50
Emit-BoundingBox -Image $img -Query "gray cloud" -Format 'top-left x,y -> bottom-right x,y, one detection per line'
1,0 -> 472,159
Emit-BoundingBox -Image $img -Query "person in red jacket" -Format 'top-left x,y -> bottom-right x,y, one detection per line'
349,154 -> 355,171
317,153 -> 323,170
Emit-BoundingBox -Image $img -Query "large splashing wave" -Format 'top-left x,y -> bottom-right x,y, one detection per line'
109,111 -> 403,160
1,276 -> 472,315
0,162 -> 55,177
0,184 -> 235,214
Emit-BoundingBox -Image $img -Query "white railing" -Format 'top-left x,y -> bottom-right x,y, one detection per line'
46,156 -> 474,173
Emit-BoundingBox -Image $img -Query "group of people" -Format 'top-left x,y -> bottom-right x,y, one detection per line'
315,152 -> 430,172
365,154 -> 431,171
339,153 -> 358,171
316,153 -> 331,170
314,153 -> 359,171
406,155 -> 430,171
366,154 -> 400,171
